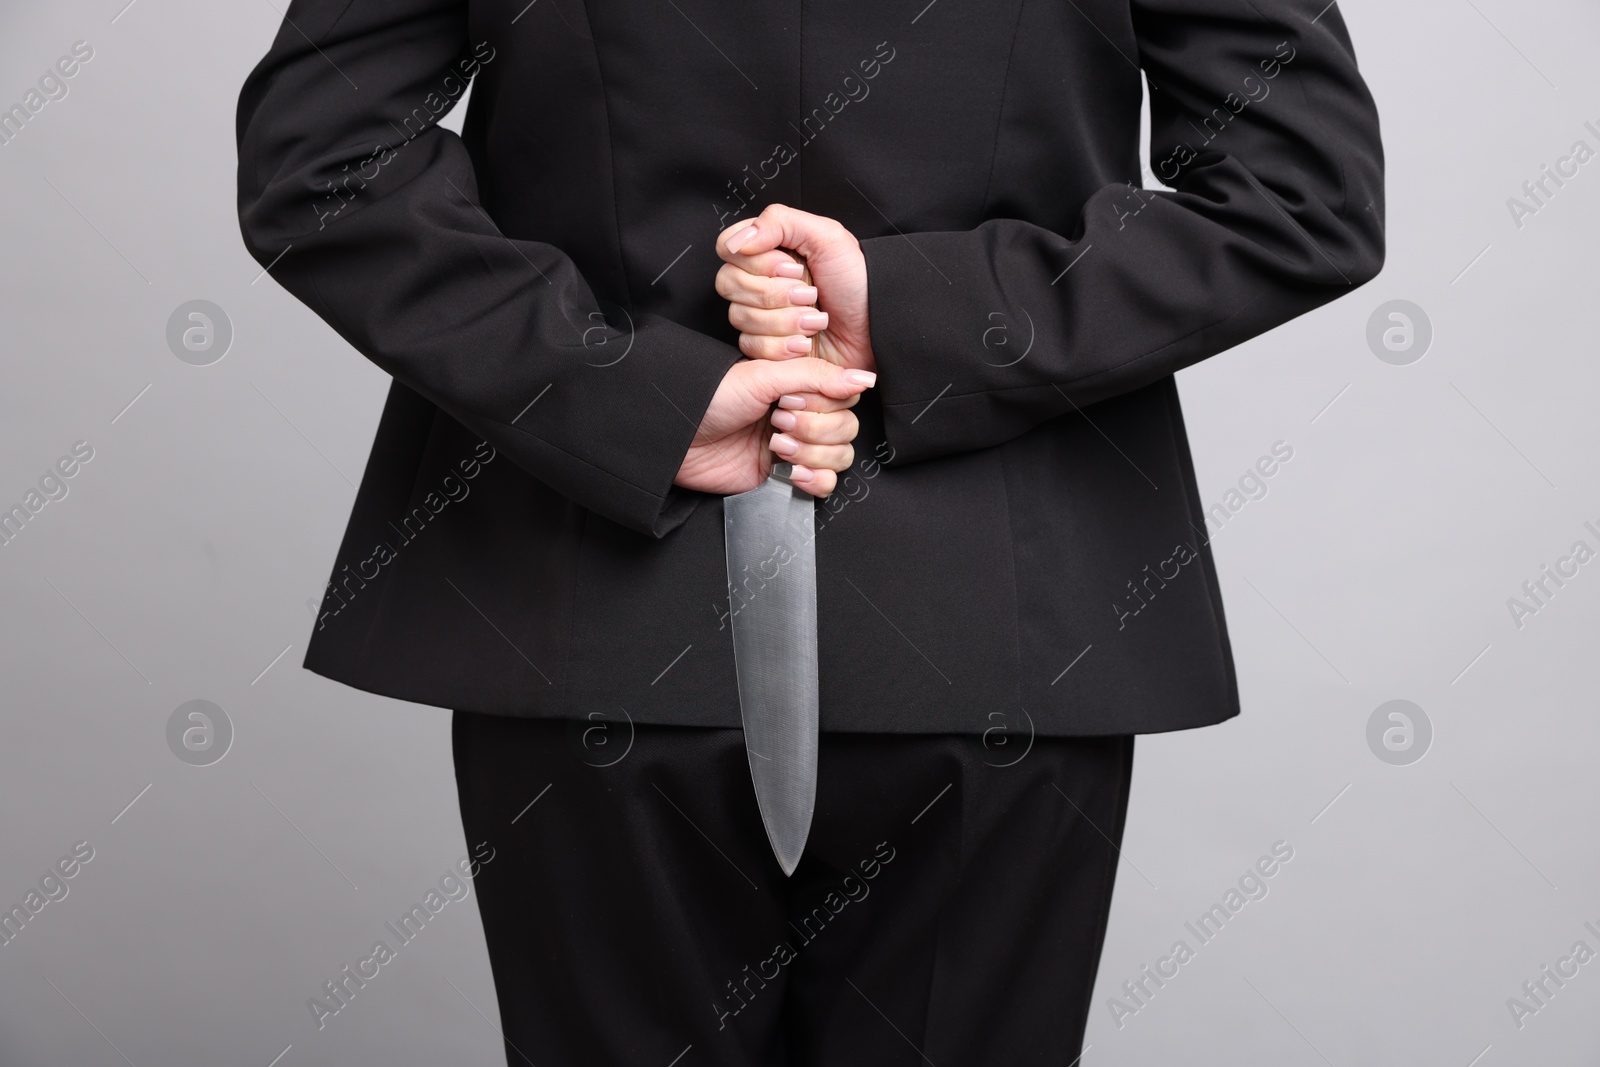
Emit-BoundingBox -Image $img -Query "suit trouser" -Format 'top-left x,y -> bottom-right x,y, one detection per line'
451,710 -> 1134,1067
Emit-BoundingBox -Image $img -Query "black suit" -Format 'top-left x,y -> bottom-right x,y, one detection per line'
236,0 -> 1383,740
238,3 -> 1381,1061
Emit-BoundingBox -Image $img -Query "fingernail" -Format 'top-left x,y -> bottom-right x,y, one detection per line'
788,286 -> 818,305
785,335 -> 813,354
726,225 -> 758,254
789,464 -> 815,484
770,408 -> 798,431
778,394 -> 807,409
844,370 -> 877,387
775,262 -> 806,280
799,312 -> 828,331
770,432 -> 799,457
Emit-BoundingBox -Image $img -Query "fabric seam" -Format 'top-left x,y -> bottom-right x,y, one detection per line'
977,0 -> 1028,217
581,1 -> 636,317
995,448 -> 1026,713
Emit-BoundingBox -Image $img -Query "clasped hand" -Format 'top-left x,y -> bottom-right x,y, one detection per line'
673,204 -> 875,500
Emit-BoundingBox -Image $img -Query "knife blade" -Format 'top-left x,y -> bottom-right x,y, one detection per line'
723,459 -> 819,877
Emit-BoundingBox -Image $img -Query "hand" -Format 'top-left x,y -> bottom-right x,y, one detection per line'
716,205 -> 875,375
675,357 -> 876,499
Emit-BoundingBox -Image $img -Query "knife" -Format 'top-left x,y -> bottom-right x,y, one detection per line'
724,457 -> 819,876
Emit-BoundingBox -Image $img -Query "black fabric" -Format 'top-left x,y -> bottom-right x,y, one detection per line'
452,711 -> 1134,1066
235,0 -> 1384,735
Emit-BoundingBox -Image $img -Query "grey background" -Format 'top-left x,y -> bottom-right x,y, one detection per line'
2,0 -> 1597,1063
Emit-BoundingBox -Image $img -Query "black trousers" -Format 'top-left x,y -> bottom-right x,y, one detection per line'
452,711 -> 1134,1066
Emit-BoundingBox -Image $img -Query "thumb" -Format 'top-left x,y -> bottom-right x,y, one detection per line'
751,356 -> 876,402
721,204 -> 833,263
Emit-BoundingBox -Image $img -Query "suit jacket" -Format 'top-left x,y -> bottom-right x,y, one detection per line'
235,0 -> 1383,737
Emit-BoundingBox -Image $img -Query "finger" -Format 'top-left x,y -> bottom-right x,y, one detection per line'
738,332 -> 814,361
776,391 -> 859,413
715,262 -> 817,310
788,465 -> 836,498
723,247 -> 812,284
718,217 -> 776,264
770,406 -> 859,446
721,204 -> 843,266
716,216 -> 758,252
729,303 -> 828,338
770,434 -> 854,473
774,257 -> 810,282
738,356 -> 876,405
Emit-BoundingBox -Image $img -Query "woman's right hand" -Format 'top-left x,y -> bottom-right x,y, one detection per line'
674,357 -> 876,499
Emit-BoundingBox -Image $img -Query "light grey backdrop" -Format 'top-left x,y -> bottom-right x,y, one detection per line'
2,0 -> 1597,1063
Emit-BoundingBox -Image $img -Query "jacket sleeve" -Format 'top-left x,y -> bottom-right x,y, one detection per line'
857,0 -> 1385,464
235,0 -> 741,537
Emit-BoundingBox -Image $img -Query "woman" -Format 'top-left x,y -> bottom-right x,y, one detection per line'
236,0 -> 1382,1060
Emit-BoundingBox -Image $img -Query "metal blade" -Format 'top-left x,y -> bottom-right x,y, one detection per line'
723,460 -> 818,877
